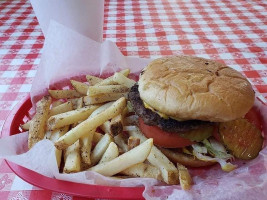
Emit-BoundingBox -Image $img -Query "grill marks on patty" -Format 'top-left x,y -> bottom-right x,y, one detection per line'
128,84 -> 212,133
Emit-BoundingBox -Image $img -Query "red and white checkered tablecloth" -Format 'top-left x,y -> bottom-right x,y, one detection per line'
0,0 -> 266,199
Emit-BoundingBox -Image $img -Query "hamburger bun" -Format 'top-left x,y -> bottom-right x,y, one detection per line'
159,147 -> 215,168
138,55 -> 255,122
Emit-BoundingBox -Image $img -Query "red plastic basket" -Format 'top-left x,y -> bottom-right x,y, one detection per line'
1,94 -> 145,199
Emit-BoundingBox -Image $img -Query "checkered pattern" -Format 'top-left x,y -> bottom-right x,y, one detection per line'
104,0 -> 267,98
0,0 -> 266,199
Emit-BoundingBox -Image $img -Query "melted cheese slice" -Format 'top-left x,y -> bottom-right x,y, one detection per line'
143,101 -> 169,119
143,101 -> 185,121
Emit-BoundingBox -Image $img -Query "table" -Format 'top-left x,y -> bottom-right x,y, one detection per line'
0,0 -> 266,199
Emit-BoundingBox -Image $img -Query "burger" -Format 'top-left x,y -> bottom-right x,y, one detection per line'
128,55 -> 263,170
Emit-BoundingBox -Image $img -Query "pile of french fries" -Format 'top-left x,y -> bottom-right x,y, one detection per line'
20,69 -> 192,190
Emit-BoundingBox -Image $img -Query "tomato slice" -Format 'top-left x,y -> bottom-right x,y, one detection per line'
138,118 -> 194,148
244,107 -> 262,131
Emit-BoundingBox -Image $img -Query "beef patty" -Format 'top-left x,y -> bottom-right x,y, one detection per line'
128,84 -> 212,133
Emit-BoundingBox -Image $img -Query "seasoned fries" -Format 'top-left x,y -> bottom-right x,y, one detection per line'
48,89 -> 82,99
110,114 -> 123,136
23,68 -> 192,190
88,138 -> 153,176
121,163 -> 162,180
49,101 -> 73,117
148,146 -> 179,185
89,102 -> 114,118
91,134 -> 113,165
113,72 -> 136,88
28,96 -> 51,149
51,100 -> 64,108
95,69 -> 130,86
128,129 -> 179,184
55,97 -> 126,149
114,133 -> 129,153
48,105 -> 99,130
80,133 -> 94,165
63,140 -> 81,173
86,75 -> 103,85
83,92 -> 127,105
99,121 -> 111,134
87,85 -> 129,96
128,136 -> 140,150
99,142 -> 119,164
71,80 -> 89,95
68,97 -> 83,110
177,163 -> 192,190
20,120 -> 31,130
93,132 -> 104,143
49,126 -> 69,168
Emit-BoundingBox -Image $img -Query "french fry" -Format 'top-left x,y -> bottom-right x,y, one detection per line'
76,97 -> 84,108
121,163 -> 162,180
177,163 -> 192,190
20,120 -> 31,131
88,138 -> 153,176
45,130 -> 52,140
51,100 -> 64,108
63,140 -> 81,173
55,97 -> 126,149
93,132 -> 104,144
83,93 -> 127,105
99,142 -> 119,164
86,75 -> 103,85
95,69 -> 130,86
68,97 -> 83,110
80,132 -> 94,166
70,97 -> 84,128
48,89 -> 82,99
89,102 -> 112,134
28,96 -> 52,149
100,121 -> 111,134
91,134 -> 113,165
110,114 -> 123,136
128,136 -> 140,150
48,105 -> 99,130
87,85 -> 129,96
113,72 -> 136,88
49,101 -> 73,117
89,101 -> 114,118
71,80 -> 89,95
148,147 -> 179,184
128,128 -> 179,184
114,133 -> 128,153
49,126 -> 69,168
81,131 -> 105,167
121,106 -> 129,120
78,102 -> 98,166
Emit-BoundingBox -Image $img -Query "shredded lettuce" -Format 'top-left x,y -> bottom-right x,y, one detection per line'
202,138 -> 233,160
192,144 -> 207,154
192,139 -> 237,172
192,150 -> 237,172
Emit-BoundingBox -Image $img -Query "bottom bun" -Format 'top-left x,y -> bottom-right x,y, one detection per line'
159,147 -> 215,168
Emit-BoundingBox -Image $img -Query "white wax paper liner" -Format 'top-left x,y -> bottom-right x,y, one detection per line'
30,0 -> 105,42
1,21 -> 267,200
